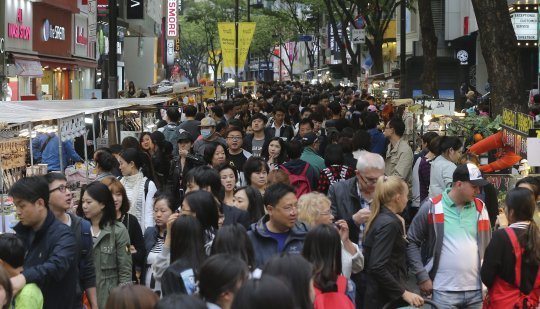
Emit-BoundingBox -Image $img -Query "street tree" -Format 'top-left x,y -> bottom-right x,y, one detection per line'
177,17 -> 207,85
470,0 -> 527,115
418,0 -> 438,97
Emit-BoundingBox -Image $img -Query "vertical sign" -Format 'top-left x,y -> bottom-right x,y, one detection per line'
127,0 -> 144,19
167,0 -> 178,38
166,39 -> 174,65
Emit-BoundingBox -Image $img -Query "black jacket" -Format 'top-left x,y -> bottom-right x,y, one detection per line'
166,154 -> 205,203
161,259 -> 198,297
267,124 -> 294,141
222,203 -> 250,229
14,211 -> 78,309
328,177 -> 362,244
363,206 -> 408,309
243,128 -> 273,155
120,213 -> 146,283
68,213 -> 96,308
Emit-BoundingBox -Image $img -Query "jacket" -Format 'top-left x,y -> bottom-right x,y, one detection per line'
142,226 -> 161,283
280,159 -> 319,190
406,193 -> 491,285
247,215 -> 309,268
93,221 -> 132,309
385,138 -> 413,187
300,147 -> 326,174
266,123 -> 294,141
368,128 -> 386,156
428,155 -> 456,198
363,206 -> 408,308
14,211 -> 77,309
32,133 -> 83,171
166,154 -> 205,203
328,177 -> 363,244
120,214 -> 146,283
243,130 -> 272,155
161,259 -> 198,297
222,203 -> 250,229
68,213 -> 96,308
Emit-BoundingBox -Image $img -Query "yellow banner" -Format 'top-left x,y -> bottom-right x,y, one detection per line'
217,22 -> 256,76
203,86 -> 216,99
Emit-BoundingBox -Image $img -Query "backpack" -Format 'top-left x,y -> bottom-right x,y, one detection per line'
280,163 -> 312,198
324,165 -> 349,186
162,124 -> 184,155
313,275 -> 355,309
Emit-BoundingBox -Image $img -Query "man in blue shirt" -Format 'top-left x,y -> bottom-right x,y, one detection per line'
32,133 -> 83,171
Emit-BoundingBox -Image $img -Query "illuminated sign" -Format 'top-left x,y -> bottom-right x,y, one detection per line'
42,19 -> 66,41
511,12 -> 538,40
167,0 -> 178,37
76,26 -> 88,45
8,8 -> 31,41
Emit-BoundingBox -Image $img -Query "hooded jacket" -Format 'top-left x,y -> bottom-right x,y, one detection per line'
247,215 -> 309,268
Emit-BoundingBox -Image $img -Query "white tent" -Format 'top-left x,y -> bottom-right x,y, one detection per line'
0,98 -> 168,124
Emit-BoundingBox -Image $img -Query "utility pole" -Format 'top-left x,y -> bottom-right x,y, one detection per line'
399,1 -> 407,98
279,36 -> 283,82
235,0 -> 239,90
247,0 -> 250,81
108,0 -> 119,144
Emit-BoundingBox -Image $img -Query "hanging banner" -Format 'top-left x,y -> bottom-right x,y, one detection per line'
218,22 -> 256,75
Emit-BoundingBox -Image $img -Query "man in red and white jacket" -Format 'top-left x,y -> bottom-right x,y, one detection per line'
407,163 -> 492,309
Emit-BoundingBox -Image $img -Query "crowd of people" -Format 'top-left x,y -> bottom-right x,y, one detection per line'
2,81 -> 540,309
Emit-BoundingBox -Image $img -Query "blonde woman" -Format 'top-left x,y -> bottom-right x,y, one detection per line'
363,176 -> 423,308
297,192 -> 363,278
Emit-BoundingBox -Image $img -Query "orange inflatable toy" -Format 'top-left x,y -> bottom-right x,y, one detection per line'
468,131 -> 522,173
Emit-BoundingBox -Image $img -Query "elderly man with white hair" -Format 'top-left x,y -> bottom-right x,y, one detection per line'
328,150 -> 385,248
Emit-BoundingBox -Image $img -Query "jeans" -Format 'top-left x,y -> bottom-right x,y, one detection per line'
432,290 -> 483,309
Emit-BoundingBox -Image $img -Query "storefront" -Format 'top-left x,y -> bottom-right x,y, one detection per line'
1,0 -> 41,101
73,13 -> 97,99
32,2 -> 76,100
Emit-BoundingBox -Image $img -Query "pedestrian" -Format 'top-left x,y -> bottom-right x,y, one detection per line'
177,105 -> 201,142
105,285 -> 159,309
225,126 -> 252,183
411,132 -> 439,217
429,136 -> 463,197
118,148 -> 158,231
101,176 -> 145,284
211,224 -> 256,271
247,183 -> 308,268
231,275 -> 295,309
363,176 -> 424,308
482,187 -> 540,308
32,132 -> 83,172
93,148 -> 121,181
181,190 -> 220,253
300,133 -> 326,174
143,192 -> 177,296
262,254 -> 314,309
244,156 -> 269,196
383,117 -> 413,192
198,254 -> 250,309
280,140 -> 319,195
10,176 -> 78,309
192,117 -> 227,156
218,163 -> 238,206
232,186 -> 265,224
79,182 -> 132,309
161,215 -> 206,297
203,142 -> 228,169
267,105 -> 294,141
317,144 -> 355,195
261,137 -> 287,170
407,163 -> 491,308
244,113 -> 272,156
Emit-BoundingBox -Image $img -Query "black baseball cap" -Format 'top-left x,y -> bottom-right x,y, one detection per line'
177,131 -> 193,143
301,132 -> 319,146
452,163 -> 489,186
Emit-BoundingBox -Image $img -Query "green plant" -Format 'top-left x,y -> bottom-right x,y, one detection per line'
447,114 -> 501,148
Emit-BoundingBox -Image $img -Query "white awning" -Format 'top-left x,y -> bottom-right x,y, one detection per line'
15,59 -> 43,77
0,98 -> 169,124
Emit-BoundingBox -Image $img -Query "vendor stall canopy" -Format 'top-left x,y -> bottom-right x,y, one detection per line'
0,98 -> 169,125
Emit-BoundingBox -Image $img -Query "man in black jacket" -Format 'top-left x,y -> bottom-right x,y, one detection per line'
10,176 -> 77,309
45,173 -> 97,309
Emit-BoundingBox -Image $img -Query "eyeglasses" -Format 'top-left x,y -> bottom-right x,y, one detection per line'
364,177 -> 380,184
49,185 -> 70,193
279,205 -> 298,214
227,136 -> 242,141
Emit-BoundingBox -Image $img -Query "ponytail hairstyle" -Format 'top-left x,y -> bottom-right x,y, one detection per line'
119,147 -> 160,187
364,175 -> 407,239
505,187 -> 540,264
430,136 -> 462,158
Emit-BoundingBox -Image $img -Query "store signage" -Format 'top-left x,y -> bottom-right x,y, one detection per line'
127,0 -> 144,19
167,0 -> 178,37
511,12 -> 538,40
174,38 -> 180,52
167,39 -> 175,65
42,19 -> 66,41
501,108 -> 534,158
0,38 -> 4,54
7,8 -> 31,41
76,26 -> 88,45
457,50 -> 468,65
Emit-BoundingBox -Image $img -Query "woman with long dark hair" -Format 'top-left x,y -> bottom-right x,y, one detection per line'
101,176 -> 145,284
161,216 -> 206,297
79,182 -> 132,309
181,190 -> 220,254
363,176 -> 423,308
244,157 -> 269,196
118,148 -> 158,231
261,137 -> 287,170
302,224 -> 355,307
217,163 -> 238,206
211,224 -> 255,271
482,187 -> 540,308
262,254 -> 314,309
142,192 -> 177,296
233,186 -> 265,224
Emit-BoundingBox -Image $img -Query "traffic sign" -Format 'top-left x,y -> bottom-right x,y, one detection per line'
298,35 -> 313,42
351,29 -> 365,44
